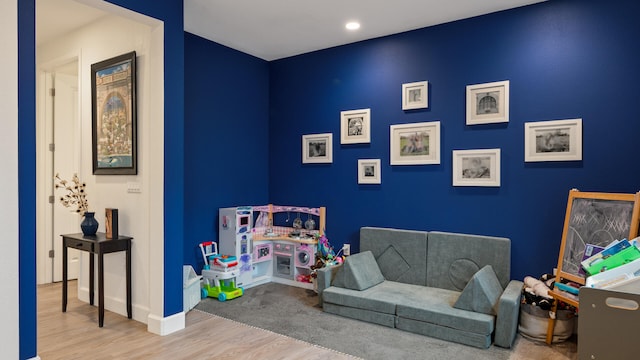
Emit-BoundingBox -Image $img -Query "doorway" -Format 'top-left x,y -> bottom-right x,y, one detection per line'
37,59 -> 81,284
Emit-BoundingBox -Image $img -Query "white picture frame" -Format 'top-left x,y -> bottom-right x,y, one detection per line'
452,148 -> 501,187
358,159 -> 381,184
466,80 -> 509,125
524,118 -> 583,162
340,108 -> 371,144
402,81 -> 428,110
390,121 -> 440,165
302,133 -> 333,164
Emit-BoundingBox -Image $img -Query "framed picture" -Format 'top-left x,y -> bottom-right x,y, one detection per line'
402,81 -> 428,110
302,133 -> 333,163
91,51 -> 137,175
452,148 -> 501,187
358,159 -> 381,184
341,108 -> 371,144
466,80 -> 509,125
524,118 -> 583,162
390,121 -> 440,165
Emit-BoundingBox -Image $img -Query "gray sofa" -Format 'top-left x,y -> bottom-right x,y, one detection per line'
317,227 -> 523,349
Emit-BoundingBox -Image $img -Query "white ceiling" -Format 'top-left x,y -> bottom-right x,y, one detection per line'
37,0 -> 545,61
36,0 -> 107,47
184,0 -> 546,61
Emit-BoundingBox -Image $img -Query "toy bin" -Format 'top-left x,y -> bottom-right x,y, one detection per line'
579,287 -> 640,359
518,303 -> 575,343
183,265 -> 202,312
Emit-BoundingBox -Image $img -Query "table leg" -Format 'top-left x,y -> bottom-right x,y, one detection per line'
98,250 -> 104,327
89,251 -> 95,306
126,242 -> 132,319
62,239 -> 67,312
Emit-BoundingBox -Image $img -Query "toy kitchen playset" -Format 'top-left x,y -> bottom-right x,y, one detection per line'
217,204 -> 326,290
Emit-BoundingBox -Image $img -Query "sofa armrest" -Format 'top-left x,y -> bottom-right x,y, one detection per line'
316,264 -> 342,305
494,280 -> 524,348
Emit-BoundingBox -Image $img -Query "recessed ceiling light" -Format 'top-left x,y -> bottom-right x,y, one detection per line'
345,22 -> 360,30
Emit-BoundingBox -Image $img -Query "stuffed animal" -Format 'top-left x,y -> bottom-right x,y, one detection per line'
317,235 -> 335,258
523,276 -> 553,310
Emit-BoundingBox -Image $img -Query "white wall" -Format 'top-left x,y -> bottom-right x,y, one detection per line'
0,2 -> 20,358
37,12 -> 165,326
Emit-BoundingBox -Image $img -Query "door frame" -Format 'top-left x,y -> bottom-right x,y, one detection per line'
36,52 -> 82,284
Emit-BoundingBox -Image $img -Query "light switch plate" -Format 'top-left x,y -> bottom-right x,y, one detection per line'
127,182 -> 141,193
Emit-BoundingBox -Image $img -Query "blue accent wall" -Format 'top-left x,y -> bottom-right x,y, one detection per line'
18,1 -> 36,358
267,0 -> 640,281
184,33 -> 270,270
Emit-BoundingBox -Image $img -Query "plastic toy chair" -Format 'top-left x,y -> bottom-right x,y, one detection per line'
199,241 -> 218,270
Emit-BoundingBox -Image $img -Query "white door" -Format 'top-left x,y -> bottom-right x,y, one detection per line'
43,61 -> 82,283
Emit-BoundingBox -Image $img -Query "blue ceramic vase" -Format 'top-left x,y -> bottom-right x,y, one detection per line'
81,212 -> 99,236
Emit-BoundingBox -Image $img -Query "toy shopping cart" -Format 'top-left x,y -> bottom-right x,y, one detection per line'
199,241 -> 218,270
198,241 -> 244,302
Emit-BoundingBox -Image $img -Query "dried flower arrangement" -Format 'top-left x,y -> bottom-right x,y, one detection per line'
54,173 -> 89,216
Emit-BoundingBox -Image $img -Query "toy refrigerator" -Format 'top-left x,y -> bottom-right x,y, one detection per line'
218,206 -> 253,287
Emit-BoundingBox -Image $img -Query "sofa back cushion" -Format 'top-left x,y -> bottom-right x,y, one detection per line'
332,251 -> 385,290
360,227 -> 428,286
426,231 -> 511,291
453,265 -> 503,315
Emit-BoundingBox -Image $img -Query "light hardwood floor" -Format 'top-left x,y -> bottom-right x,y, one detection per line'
37,281 -> 356,359
38,281 -> 577,360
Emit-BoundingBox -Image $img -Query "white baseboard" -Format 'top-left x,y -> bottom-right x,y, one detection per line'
78,286 -> 149,323
77,286 -> 184,335
147,311 -> 185,336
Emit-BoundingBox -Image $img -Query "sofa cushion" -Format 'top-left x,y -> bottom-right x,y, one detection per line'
323,281 -> 495,337
426,231 -> 511,290
332,251 -> 385,290
453,265 -> 503,315
360,227 -> 428,286
323,302 -> 396,328
396,317 -> 492,349
392,284 -> 495,336
376,245 -> 411,281
322,281 -> 399,314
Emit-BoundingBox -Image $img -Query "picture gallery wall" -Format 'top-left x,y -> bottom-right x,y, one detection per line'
185,0 -> 640,282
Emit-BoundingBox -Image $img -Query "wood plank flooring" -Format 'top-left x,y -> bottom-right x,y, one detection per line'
37,281 -> 357,359
38,281 -> 577,360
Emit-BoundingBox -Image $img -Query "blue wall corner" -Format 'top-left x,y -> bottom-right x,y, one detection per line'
184,32 -> 270,271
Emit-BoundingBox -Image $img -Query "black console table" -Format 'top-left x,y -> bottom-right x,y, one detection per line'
61,232 -> 133,327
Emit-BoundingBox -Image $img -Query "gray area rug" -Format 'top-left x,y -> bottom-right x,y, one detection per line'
195,282 -> 513,360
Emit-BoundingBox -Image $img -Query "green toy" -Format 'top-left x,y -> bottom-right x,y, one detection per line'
201,276 -> 243,302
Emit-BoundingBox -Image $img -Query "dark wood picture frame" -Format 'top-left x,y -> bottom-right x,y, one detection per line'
91,51 -> 137,175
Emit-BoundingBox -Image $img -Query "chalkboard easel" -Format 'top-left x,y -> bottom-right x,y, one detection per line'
546,189 -> 640,344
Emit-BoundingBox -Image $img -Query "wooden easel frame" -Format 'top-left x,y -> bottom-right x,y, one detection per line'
546,189 -> 640,344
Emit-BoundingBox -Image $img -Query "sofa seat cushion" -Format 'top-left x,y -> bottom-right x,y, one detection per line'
393,283 -> 495,336
323,281 -> 495,336
322,281 -> 401,314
